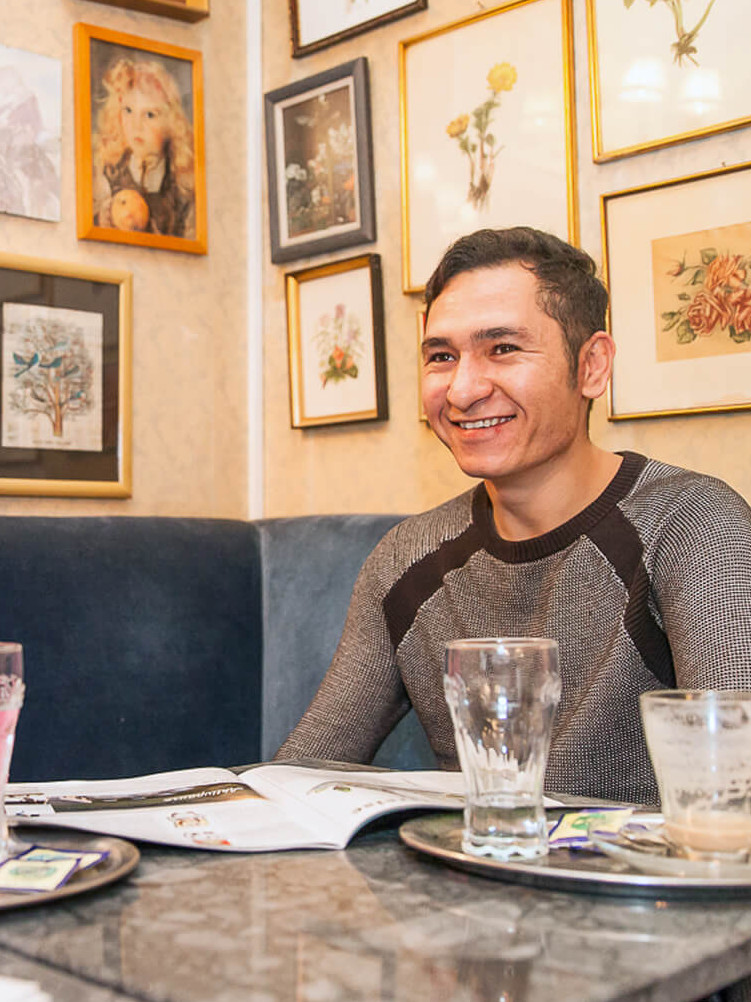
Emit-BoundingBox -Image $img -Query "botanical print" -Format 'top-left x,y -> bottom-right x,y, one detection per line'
446,62 -> 518,211
623,0 -> 717,66
652,222 -> 751,363
2,303 -> 103,451
0,45 -> 61,222
89,39 -> 196,238
314,303 -> 363,387
281,82 -> 357,240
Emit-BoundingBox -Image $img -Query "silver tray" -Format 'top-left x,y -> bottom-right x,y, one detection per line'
399,813 -> 751,900
0,827 -> 140,910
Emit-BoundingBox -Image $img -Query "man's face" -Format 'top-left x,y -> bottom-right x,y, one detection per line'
421,263 -> 590,488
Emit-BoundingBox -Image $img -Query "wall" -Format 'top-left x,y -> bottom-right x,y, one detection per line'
0,0 -> 251,517
262,0 -> 751,518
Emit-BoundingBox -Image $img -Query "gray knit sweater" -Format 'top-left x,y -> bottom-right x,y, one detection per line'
276,453 -> 751,805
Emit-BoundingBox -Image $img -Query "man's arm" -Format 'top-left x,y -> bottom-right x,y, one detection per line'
651,478 -> 751,690
274,544 -> 412,764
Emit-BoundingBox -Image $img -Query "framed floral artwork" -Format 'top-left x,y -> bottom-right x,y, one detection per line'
79,0 -> 209,21
586,0 -> 751,162
0,45 -> 62,223
289,0 -> 427,58
74,23 -> 207,254
264,58 -> 376,265
602,161 -> 751,420
399,0 -> 577,293
0,254 -> 132,497
285,254 -> 387,428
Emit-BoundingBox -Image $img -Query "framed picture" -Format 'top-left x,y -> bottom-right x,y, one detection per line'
0,254 -> 132,497
285,254 -> 387,428
586,0 -> 751,162
73,23 -> 207,254
289,0 -> 427,58
264,58 -> 376,265
602,161 -> 751,421
399,0 -> 577,293
79,0 -> 209,21
0,45 -> 62,223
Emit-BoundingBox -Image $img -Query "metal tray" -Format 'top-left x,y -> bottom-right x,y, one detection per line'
0,828 -> 139,910
399,813 -> 751,900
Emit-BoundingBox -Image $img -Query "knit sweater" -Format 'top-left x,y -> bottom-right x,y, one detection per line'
276,452 -> 751,804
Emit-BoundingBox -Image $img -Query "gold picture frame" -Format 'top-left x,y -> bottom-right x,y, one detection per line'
74,23 -> 207,254
602,161 -> 751,420
0,254 -> 132,497
286,254 -> 388,428
586,0 -> 751,162
79,0 -> 209,22
399,0 -> 577,293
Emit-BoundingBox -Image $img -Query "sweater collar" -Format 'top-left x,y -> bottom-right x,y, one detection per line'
472,451 -> 648,563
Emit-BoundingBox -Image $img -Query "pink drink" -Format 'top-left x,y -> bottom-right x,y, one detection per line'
0,705 -> 20,787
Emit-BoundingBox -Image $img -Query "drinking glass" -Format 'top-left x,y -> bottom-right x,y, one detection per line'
0,643 -> 24,861
444,638 -> 561,861
640,690 -> 751,862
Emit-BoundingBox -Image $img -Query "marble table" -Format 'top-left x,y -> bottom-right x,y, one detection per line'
0,822 -> 749,1002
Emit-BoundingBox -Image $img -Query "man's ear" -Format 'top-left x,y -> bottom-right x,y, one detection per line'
579,330 -> 615,401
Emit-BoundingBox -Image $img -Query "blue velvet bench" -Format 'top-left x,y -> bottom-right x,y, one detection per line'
2,514 -> 435,782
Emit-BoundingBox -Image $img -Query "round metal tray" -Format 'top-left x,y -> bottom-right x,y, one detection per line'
399,813 -> 751,900
0,828 -> 140,910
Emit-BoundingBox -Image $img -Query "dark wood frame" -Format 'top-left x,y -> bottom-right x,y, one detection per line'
289,0 -> 427,58
79,0 -> 209,22
264,58 -> 376,265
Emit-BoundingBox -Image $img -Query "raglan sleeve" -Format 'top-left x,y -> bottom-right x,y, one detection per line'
273,527 -> 412,764
650,477 -> 751,690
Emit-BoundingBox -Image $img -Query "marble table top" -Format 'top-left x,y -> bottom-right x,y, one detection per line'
0,823 -> 750,1002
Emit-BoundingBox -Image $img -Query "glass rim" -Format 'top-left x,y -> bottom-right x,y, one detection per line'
445,637 -> 558,651
641,689 -> 751,704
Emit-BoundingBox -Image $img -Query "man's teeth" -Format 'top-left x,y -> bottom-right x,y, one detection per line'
459,417 -> 513,429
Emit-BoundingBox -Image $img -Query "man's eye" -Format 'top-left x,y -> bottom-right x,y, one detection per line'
493,343 -> 519,355
425,351 -> 453,364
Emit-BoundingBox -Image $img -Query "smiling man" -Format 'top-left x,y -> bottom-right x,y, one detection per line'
276,226 -> 751,807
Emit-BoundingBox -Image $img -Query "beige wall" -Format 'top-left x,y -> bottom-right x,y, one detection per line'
262,0 -> 751,518
0,0 -> 249,517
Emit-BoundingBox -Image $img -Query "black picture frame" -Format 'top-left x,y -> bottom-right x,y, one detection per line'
264,58 -> 376,265
0,254 -> 132,497
289,0 -> 427,59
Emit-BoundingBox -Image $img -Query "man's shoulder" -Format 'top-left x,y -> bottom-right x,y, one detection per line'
622,453 -> 751,527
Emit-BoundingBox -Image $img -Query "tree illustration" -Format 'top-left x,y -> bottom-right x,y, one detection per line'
8,315 -> 94,437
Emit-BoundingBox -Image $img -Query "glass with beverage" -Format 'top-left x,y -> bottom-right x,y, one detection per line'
0,643 -> 24,861
640,690 -> 751,862
444,638 -> 561,862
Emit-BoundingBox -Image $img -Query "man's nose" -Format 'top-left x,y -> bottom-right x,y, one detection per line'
446,355 -> 492,410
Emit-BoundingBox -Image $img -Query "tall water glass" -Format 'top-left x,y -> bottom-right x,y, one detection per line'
0,643 -> 24,860
444,638 -> 561,861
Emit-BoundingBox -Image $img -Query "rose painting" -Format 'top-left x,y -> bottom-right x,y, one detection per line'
652,222 -> 751,363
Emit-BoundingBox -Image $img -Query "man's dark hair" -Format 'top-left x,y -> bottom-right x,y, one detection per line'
424,227 -> 609,380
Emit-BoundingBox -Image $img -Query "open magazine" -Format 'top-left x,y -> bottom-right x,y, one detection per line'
5,763 -> 472,852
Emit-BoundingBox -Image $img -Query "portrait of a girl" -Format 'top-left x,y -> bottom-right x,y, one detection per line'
91,52 -> 196,239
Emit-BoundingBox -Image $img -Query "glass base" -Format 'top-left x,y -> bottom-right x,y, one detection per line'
462,832 -> 548,862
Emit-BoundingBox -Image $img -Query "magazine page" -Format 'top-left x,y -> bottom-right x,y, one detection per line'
5,767 -> 333,852
242,764 -> 467,845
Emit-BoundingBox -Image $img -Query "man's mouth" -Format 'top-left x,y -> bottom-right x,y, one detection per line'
456,416 -> 515,430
